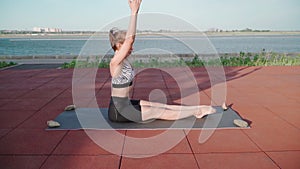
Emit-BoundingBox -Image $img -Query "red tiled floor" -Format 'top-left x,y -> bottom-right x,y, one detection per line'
0,99 -> 14,107
241,92 -> 298,108
0,98 -> 51,111
41,155 -> 120,169
83,130 -> 127,156
55,88 -> 73,98
121,154 -> 199,169
0,129 -> 66,154
0,129 -> 11,138
101,80 -> 113,89
186,129 -> 260,153
21,88 -> 65,99
71,88 -> 99,99
0,89 -> 30,99
0,66 -> 300,168
38,82 -> 71,90
267,151 -> 300,169
95,98 -> 110,108
0,155 -> 47,169
123,130 -> 192,155
0,80 -> 43,90
18,109 -> 62,129
40,97 -> 74,111
0,110 -> 37,128
25,77 -> 54,85
167,88 -> 212,106
264,104 -> 300,129
133,88 -> 170,101
53,130 -> 125,155
46,77 -> 73,84
134,82 -> 167,91
35,69 -> 73,78
242,107 -> 300,151
195,152 -> 278,169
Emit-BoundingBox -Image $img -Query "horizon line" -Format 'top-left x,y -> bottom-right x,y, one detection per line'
1,29 -> 300,32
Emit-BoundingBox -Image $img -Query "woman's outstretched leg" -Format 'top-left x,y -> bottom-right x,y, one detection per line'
140,104 -> 216,121
140,100 -> 209,111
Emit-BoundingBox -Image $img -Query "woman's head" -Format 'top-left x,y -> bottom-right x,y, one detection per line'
109,27 -> 127,51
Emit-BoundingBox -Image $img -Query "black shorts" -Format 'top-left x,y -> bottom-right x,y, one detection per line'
108,96 -> 142,122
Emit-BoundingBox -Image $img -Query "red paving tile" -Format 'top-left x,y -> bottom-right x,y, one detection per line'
134,79 -> 166,89
38,82 -> 71,90
264,104 -> 300,129
0,89 -> 30,99
267,151 -> 300,169
16,82 -> 52,91
21,88 -> 65,99
236,106 -> 300,151
133,88 -> 170,101
46,77 -> 73,84
53,130 -> 125,155
0,110 -> 37,128
0,155 -> 47,169
40,97 -> 74,111
195,152 -> 278,169
18,109 -> 62,129
121,154 -> 199,169
0,129 -> 11,138
167,88 -> 212,105
123,130 -> 192,155
0,129 -> 66,154
95,95 -> 111,108
55,88 -> 73,98
0,99 -> 14,107
186,129 -> 260,153
0,98 -> 51,111
25,77 -> 55,85
70,88 -> 99,99
41,155 -> 120,169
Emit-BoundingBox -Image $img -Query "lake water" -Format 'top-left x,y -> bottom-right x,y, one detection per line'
0,35 -> 299,57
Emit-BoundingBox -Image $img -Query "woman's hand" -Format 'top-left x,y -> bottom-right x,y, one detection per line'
128,0 -> 142,14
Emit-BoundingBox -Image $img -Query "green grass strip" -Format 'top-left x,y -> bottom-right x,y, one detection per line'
61,52 -> 300,69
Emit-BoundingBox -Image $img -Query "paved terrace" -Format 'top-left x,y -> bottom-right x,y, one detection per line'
0,64 -> 299,169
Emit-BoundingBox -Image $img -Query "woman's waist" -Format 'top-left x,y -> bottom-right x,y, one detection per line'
111,85 -> 132,98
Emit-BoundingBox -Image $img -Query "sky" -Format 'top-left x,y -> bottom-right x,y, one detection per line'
1,0 -> 300,31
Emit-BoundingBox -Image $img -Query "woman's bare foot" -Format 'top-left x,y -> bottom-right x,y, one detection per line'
65,104 -> 76,111
194,106 -> 216,118
222,102 -> 228,111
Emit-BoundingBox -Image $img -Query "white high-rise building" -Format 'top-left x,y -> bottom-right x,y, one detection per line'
32,27 -> 62,32
33,27 -> 42,32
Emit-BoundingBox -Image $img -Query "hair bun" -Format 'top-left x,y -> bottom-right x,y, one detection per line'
110,27 -> 119,35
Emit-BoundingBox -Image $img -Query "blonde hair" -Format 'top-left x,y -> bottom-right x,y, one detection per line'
109,27 -> 127,51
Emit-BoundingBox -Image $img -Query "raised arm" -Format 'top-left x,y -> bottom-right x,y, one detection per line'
110,0 -> 142,67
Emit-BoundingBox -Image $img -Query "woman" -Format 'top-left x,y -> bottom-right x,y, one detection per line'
108,0 -> 221,123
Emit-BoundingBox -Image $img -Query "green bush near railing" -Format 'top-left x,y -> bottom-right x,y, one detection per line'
220,52 -> 300,66
0,61 -> 17,68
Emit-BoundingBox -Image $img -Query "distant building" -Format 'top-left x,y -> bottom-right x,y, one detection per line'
33,27 -> 41,32
33,27 -> 62,33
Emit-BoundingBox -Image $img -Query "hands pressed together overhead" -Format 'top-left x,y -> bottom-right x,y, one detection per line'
128,0 -> 142,14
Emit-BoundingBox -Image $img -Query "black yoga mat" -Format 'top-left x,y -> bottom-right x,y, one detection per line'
46,107 -> 248,130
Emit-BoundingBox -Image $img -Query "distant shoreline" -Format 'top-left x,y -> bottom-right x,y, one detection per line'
1,31 -> 300,38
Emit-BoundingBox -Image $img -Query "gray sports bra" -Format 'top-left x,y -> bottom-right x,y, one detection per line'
112,59 -> 134,88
